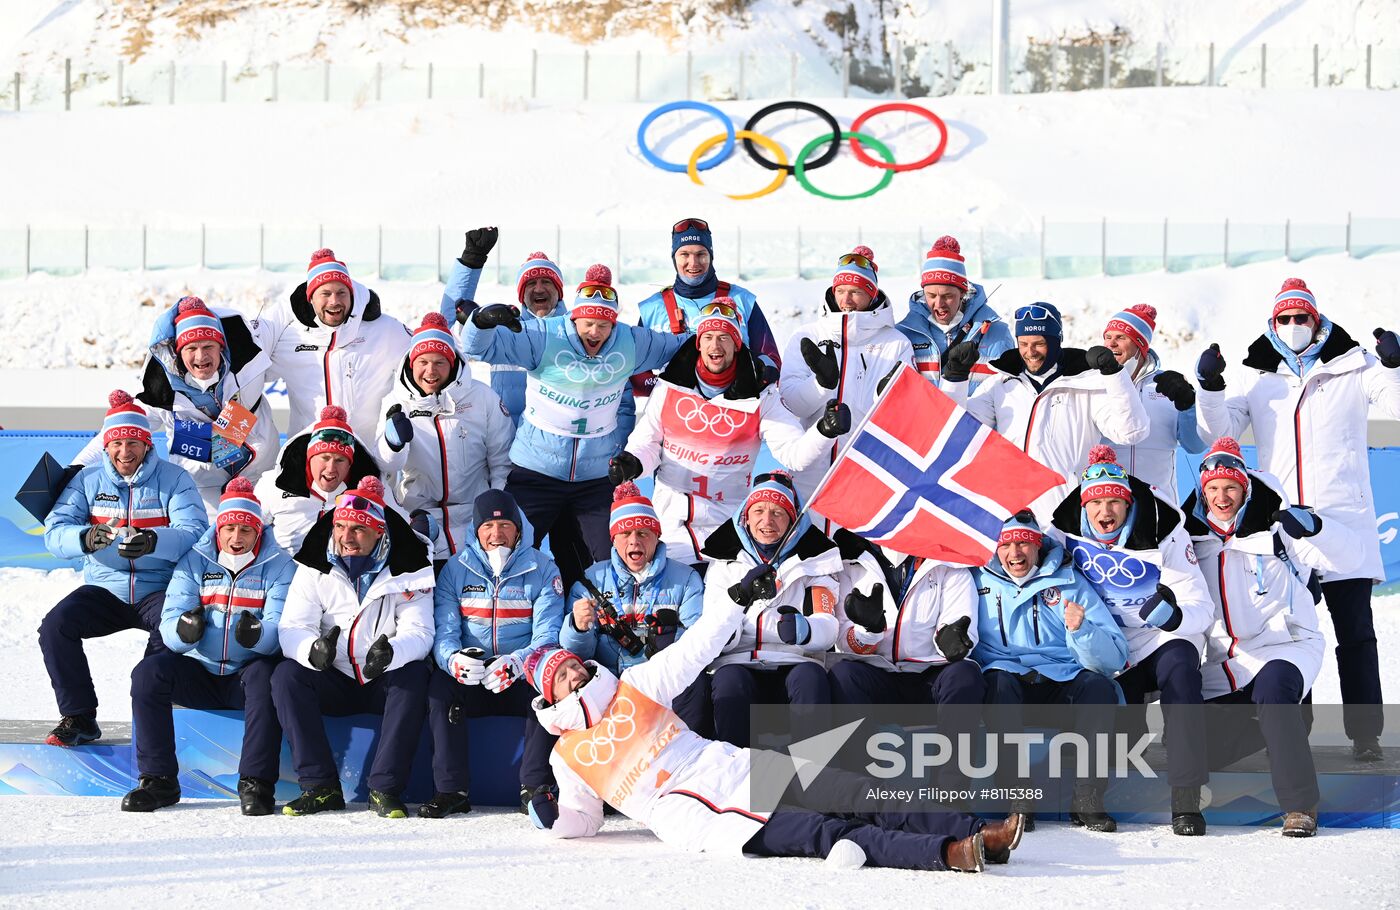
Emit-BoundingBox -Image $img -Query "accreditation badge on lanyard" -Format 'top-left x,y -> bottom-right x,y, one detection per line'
213,398 -> 258,446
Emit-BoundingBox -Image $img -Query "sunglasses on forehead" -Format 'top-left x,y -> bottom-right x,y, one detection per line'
578,286 -> 618,301
1015,305 -> 1057,322
1082,462 -> 1127,482
699,300 -> 741,320
1199,452 -> 1247,473
673,218 -> 710,233
1275,313 -> 1314,325
312,428 -> 354,446
338,495 -> 376,512
752,471 -> 796,492
837,252 -> 875,270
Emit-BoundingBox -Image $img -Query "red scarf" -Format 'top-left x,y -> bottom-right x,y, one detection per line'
696,359 -> 737,390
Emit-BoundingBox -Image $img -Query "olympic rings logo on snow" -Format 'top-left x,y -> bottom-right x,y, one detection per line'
572,696 -> 638,767
1073,548 -> 1151,589
555,350 -> 628,384
636,99 -> 949,201
672,395 -> 745,438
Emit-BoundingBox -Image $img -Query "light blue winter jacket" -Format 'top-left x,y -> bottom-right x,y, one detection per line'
560,542 -> 705,674
45,451 -> 208,604
159,525 -> 295,675
898,282 -> 1015,389
971,538 -> 1128,680
462,315 -> 687,481
432,534 -> 565,670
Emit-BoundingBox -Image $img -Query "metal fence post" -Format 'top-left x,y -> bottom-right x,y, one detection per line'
946,41 -> 954,94
259,224 -> 264,270
739,52 -> 747,100
436,226 -> 442,280
64,58 -> 71,110
1162,218 -> 1169,271
271,62 -> 279,102
894,39 -> 902,97
116,60 -> 122,105
318,224 -> 323,248
531,49 -> 538,99
169,60 -> 176,104
634,50 -> 641,102
583,50 -> 589,101
375,62 -> 382,102
1284,218 -> 1291,261
141,224 -> 148,271
1261,44 -> 1267,89
795,226 -> 801,279
24,225 -> 30,276
1039,216 -> 1046,279
790,52 -> 797,96
1100,217 -> 1107,275
1223,218 -> 1230,267
1346,211 -> 1352,257
615,226 -> 621,279
200,223 -> 206,269
1102,41 -> 1110,89
478,62 -> 484,99
1050,44 -> 1058,92
556,225 -> 562,266
427,62 -> 433,100
842,52 -> 850,98
1208,42 -> 1215,86
1313,44 -> 1319,87
736,226 -> 743,280
323,60 -> 330,102
84,226 -> 89,273
1156,43 -> 1164,87
221,61 -> 227,102
686,51 -> 693,98
15,71 -> 21,112
377,225 -> 383,278
1366,45 -> 1372,88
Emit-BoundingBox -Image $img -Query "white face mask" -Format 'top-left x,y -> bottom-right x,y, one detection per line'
487,546 -> 512,575
933,309 -> 963,332
1278,323 -> 1315,353
218,549 -> 256,573
188,371 -> 221,393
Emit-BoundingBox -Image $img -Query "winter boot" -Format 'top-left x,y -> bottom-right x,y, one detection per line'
982,813 -> 1025,864
369,789 -> 408,819
1171,786 -> 1206,836
1282,810 -> 1318,838
46,714 -> 100,747
1352,737 -> 1383,763
944,832 -> 985,873
418,790 -> 473,819
1069,784 -> 1118,833
121,775 -> 180,812
282,785 -> 345,816
238,778 -> 275,817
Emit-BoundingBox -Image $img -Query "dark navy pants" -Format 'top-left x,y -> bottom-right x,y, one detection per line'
271,658 -> 429,795
131,650 -> 282,782
39,584 -> 166,717
983,668 -> 1118,787
1207,660 -> 1319,812
505,466 -> 612,595
1320,578 -> 1384,741
426,667 -> 554,793
712,662 -> 831,749
671,673 -> 713,739
745,802 -> 979,870
1116,639 -> 1209,788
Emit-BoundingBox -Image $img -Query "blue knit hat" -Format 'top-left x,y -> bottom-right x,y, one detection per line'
1014,302 -> 1063,340
672,218 -> 713,256
832,245 -> 879,298
474,488 -> 522,532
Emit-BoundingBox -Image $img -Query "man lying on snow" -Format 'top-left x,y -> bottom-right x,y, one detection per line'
519,591 -> 1024,873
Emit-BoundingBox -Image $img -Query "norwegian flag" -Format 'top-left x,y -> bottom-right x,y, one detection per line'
808,364 -> 1064,566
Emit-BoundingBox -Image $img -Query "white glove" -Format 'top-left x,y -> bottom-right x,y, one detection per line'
484,653 -> 523,693
449,650 -> 487,685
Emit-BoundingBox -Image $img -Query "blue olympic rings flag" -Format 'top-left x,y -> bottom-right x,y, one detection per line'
1066,537 -> 1162,623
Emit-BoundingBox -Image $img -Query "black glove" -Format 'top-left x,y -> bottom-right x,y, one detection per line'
83,523 -> 116,553
843,584 -> 886,633
1085,345 -> 1122,376
528,787 -> 559,830
385,403 -> 414,452
453,298 -> 478,326
361,634 -> 394,680
309,626 -> 341,671
1153,370 -> 1196,412
800,338 -> 840,390
472,303 -> 522,333
1374,328 -> 1400,369
934,615 -> 974,662
1273,506 -> 1322,539
941,340 -> 981,383
729,564 -> 777,607
233,610 -> 262,649
117,528 -> 157,559
758,362 -> 780,391
608,451 -> 644,485
1196,343 -> 1226,391
176,606 -> 206,644
1137,583 -> 1183,632
816,400 -> 851,439
460,227 -> 499,269
644,607 -> 681,658
775,605 -> 812,646
409,509 -> 437,543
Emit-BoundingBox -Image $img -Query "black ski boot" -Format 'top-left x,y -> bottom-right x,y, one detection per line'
1069,784 -> 1117,832
418,790 -> 472,819
238,777 -> 275,817
1171,786 -> 1206,836
121,775 -> 180,812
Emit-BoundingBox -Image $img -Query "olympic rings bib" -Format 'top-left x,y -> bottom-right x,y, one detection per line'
637,99 -> 948,200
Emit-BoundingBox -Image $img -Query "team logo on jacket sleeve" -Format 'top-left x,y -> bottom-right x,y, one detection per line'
1185,543 -> 1198,565
552,576 -> 563,594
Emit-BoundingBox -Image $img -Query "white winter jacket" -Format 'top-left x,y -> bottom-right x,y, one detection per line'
279,512 -> 436,685
1104,352 -> 1204,498
700,517 -> 842,669
1183,471 -> 1349,700
1196,323 -> 1400,582
628,346 -> 829,565
533,593 -> 763,853
260,278 -> 411,441
778,291 -> 915,523
1048,479 -> 1215,668
375,357 -> 514,558
948,347 -> 1150,523
830,534 -> 979,672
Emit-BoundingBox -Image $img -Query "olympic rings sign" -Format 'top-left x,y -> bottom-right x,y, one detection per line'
672,395 -> 746,438
636,100 -> 949,201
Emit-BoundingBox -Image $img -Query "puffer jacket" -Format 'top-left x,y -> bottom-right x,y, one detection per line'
260,278 -> 411,440
45,451 -> 208,604
279,508 -> 435,684
375,353 -> 514,557
160,525 -> 295,675
897,283 -> 1014,390
432,530 -> 564,671
970,537 -> 1128,680
634,280 -> 781,396
1103,350 -> 1205,497
701,507 -> 841,669
560,543 -> 705,674
462,314 -> 686,482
